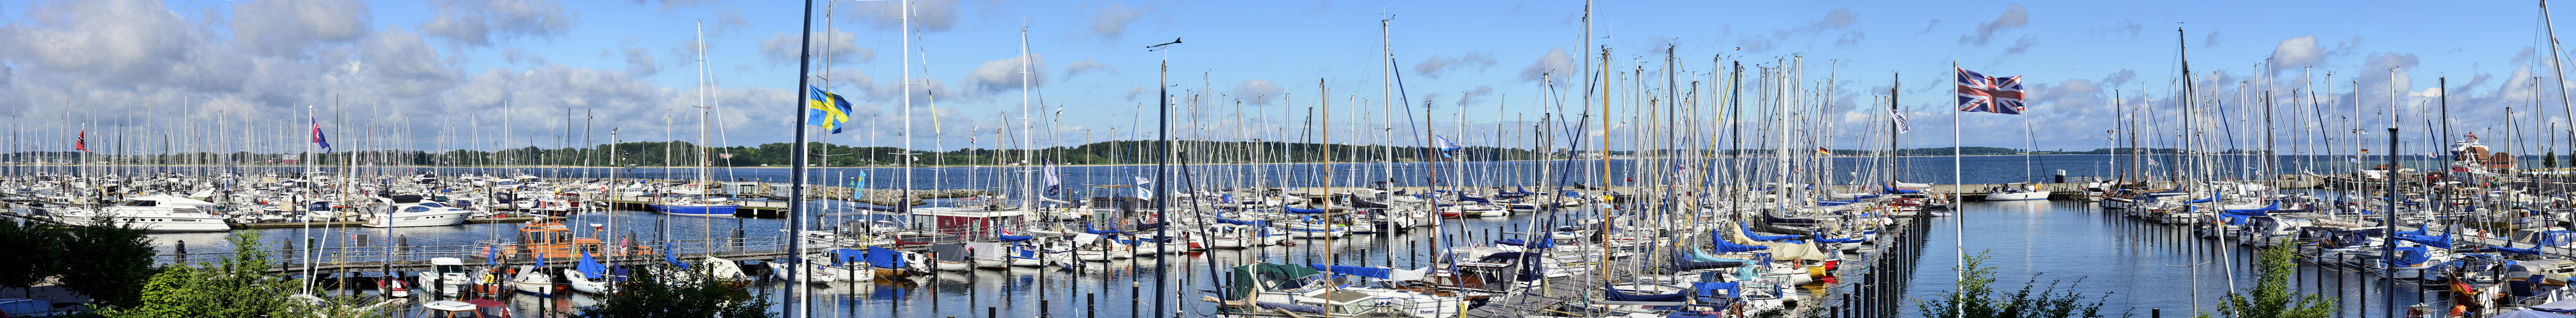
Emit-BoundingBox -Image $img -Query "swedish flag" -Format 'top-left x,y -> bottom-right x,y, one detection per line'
806,85 -> 854,134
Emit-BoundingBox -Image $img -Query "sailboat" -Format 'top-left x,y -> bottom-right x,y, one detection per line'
650,23 -> 741,218
1984,118 -> 2050,201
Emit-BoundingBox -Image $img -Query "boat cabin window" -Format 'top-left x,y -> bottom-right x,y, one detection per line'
118,200 -> 159,207
436,265 -> 465,273
404,206 -> 433,212
418,202 -> 447,208
524,232 -> 569,244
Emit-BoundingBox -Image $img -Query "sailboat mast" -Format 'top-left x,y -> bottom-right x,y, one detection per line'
2546,1 -> 2576,165
785,0 -> 815,314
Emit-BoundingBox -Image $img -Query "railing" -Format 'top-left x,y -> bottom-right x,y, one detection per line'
155,235 -> 794,273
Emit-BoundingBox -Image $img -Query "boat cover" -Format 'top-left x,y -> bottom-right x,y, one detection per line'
2531,298 -> 2576,313
574,250 -> 606,279
2221,202 -> 2277,216
2493,310 -> 2576,318
1227,263 -> 1321,300
1600,282 -> 1689,304
2393,233 -> 2455,249
1708,232 -> 1771,253
833,247 -> 910,268
1456,195 -> 1491,204
998,233 -> 1034,241
1215,218 -> 1266,226
965,242 -> 1008,258
1739,223 -> 1803,242
1692,282 -> 1742,298
1348,200 -> 1388,209
1084,223 -> 1124,235
2390,246 -> 2431,267
930,244 -> 970,262
1284,207 -> 1326,214
1495,237 -> 1556,249
1666,249 -> 1747,273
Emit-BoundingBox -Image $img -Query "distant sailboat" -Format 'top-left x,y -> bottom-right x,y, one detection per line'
651,22 -> 739,218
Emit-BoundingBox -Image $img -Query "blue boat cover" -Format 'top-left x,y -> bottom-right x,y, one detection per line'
1307,264 -> 1395,279
664,244 -> 689,269
1215,218 -> 1266,226
1692,282 -> 1742,298
1738,223 -> 1803,242
2221,203 -> 2278,216
1084,223 -> 1124,235
1710,230 -> 1773,253
1456,195 -> 1491,204
998,234 -> 1034,241
1816,200 -> 1859,206
1284,207 -> 1326,214
2391,246 -> 2431,267
575,250 -> 606,279
2527,230 -> 2576,247
1495,237 -> 1556,249
2393,233 -> 2454,249
834,247 -> 910,268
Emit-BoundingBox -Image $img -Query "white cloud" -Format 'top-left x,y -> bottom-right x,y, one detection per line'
362,28 -> 460,97
1519,47 -> 1575,83
970,53 -> 1046,94
419,0 -> 578,48
1959,3 -> 2028,46
1456,85 -> 1494,106
1063,59 -> 1113,80
2271,36 -> 2324,68
1091,3 -> 1146,40
230,0 -> 372,57
1236,80 -> 1282,105
845,0 -> 959,32
1417,52 -> 1496,79
759,29 -> 872,67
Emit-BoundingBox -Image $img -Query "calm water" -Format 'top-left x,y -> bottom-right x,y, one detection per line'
45,155 -> 2475,316
1898,197 -> 2431,318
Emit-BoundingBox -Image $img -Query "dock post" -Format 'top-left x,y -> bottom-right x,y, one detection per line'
396,236 -> 408,261
175,240 -> 187,263
2152,308 -> 2159,318
732,228 -> 745,252
1040,299 -> 1049,318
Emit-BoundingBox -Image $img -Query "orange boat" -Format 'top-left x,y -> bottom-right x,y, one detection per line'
504,222 -> 654,261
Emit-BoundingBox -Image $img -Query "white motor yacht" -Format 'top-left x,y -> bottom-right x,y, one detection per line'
364,196 -> 474,228
54,195 -> 229,232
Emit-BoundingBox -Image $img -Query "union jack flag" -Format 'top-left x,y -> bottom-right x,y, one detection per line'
1956,67 -> 2026,114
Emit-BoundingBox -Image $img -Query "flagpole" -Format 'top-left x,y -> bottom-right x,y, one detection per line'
1949,61 -> 1966,318
785,0 -> 814,316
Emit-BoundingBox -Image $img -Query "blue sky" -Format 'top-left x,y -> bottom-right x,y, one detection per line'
0,0 -> 2565,156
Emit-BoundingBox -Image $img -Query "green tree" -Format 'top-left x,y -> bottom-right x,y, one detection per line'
55,216 -> 157,307
2201,246 -> 2336,318
0,219 -> 64,298
2551,151 -> 2561,168
575,265 -> 773,318
1916,251 -> 2121,318
108,231 -> 301,317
